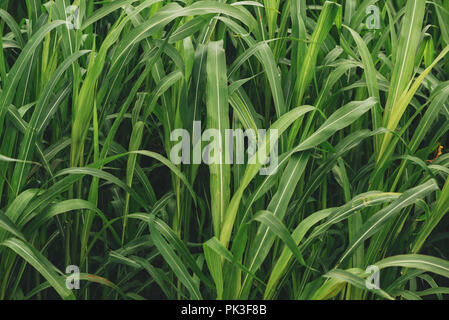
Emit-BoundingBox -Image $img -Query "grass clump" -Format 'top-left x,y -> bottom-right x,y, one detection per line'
1,0 -> 449,300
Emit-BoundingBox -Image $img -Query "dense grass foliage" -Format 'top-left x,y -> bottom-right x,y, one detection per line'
2,0 -> 449,300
